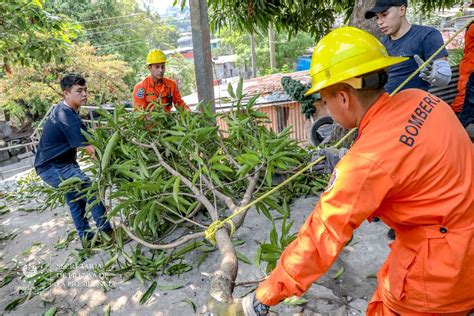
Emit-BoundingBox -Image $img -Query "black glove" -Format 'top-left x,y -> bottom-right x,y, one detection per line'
310,147 -> 348,175
242,292 -> 270,316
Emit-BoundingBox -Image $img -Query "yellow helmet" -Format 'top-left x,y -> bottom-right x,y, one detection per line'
146,49 -> 167,65
305,26 -> 408,96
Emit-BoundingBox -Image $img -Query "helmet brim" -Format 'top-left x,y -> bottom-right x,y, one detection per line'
304,56 -> 408,96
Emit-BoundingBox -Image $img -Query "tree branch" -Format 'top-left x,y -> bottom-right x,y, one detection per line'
209,168 -> 261,303
216,133 -> 239,169
185,160 -> 238,211
131,140 -> 219,221
118,223 -> 204,250
230,170 -> 260,229
234,277 -> 266,287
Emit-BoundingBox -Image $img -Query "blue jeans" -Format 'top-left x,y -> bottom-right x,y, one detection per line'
37,163 -> 112,239
459,72 -> 474,128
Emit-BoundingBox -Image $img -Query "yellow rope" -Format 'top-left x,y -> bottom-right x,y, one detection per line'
204,128 -> 358,245
205,19 -> 474,245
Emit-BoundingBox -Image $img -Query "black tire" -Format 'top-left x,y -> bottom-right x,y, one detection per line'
309,116 -> 334,146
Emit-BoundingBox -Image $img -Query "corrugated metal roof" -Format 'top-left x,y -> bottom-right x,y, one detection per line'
183,70 -> 310,107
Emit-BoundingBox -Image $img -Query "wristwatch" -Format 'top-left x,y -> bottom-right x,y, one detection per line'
253,296 -> 270,315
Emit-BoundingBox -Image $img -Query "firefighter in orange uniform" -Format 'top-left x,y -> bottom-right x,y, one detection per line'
451,22 -> 474,127
133,49 -> 189,112
238,27 -> 474,315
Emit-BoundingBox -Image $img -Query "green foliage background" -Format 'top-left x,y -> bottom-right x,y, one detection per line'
0,44 -> 132,124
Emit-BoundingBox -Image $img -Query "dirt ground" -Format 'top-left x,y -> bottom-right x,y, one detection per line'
0,172 -> 392,316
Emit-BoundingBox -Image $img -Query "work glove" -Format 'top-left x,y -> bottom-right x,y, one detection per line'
241,292 -> 270,316
414,55 -> 451,87
310,147 -> 348,175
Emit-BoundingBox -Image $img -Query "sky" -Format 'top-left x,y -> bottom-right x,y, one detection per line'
146,0 -> 176,14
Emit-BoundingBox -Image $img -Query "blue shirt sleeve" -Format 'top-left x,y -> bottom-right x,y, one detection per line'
422,29 -> 448,61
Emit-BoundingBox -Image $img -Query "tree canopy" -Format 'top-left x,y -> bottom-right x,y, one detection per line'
44,0 -> 181,85
0,44 -> 132,125
199,0 -> 464,39
0,0 -> 80,72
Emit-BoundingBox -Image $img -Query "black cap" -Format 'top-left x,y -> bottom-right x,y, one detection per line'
365,0 -> 408,19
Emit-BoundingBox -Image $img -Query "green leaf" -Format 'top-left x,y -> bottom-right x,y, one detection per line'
210,171 -> 223,187
0,273 -> 15,287
211,164 -> 233,173
166,263 -> 192,275
256,202 -> 272,221
140,281 -> 157,305
269,225 -> 278,246
4,296 -> 26,311
246,94 -> 259,109
251,111 -> 268,118
332,267 -> 345,280
181,298 -> 196,313
227,82 -> 236,99
157,284 -> 183,291
58,176 -> 81,188
282,296 -> 308,306
236,153 -> 259,164
135,270 -> 145,284
167,130 -> 186,136
236,77 -> 243,99
265,167 -> 273,187
255,246 -> 262,268
260,244 -> 281,253
236,251 -> 251,265
231,238 -> 245,247
43,306 -> 57,316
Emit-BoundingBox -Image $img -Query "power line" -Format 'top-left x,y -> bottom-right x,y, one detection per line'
96,41 -> 146,50
94,39 -> 145,49
84,22 -> 134,32
81,17 -> 189,32
78,13 -> 146,24
77,13 -> 189,26
84,25 -> 133,37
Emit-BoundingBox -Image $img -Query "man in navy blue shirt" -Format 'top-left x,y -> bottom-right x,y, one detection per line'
365,0 -> 452,93
35,74 -> 112,242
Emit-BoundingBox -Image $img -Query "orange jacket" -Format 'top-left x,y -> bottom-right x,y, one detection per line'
451,23 -> 474,112
256,90 -> 474,313
132,76 -> 189,112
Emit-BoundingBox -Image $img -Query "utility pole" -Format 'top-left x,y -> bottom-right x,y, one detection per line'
250,33 -> 257,78
189,0 -> 215,111
268,27 -> 276,69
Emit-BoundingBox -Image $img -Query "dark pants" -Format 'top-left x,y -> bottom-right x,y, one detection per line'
458,72 -> 474,128
37,163 -> 111,239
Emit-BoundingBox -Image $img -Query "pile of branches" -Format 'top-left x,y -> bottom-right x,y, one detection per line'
3,80 -> 329,311
84,80 -> 327,304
